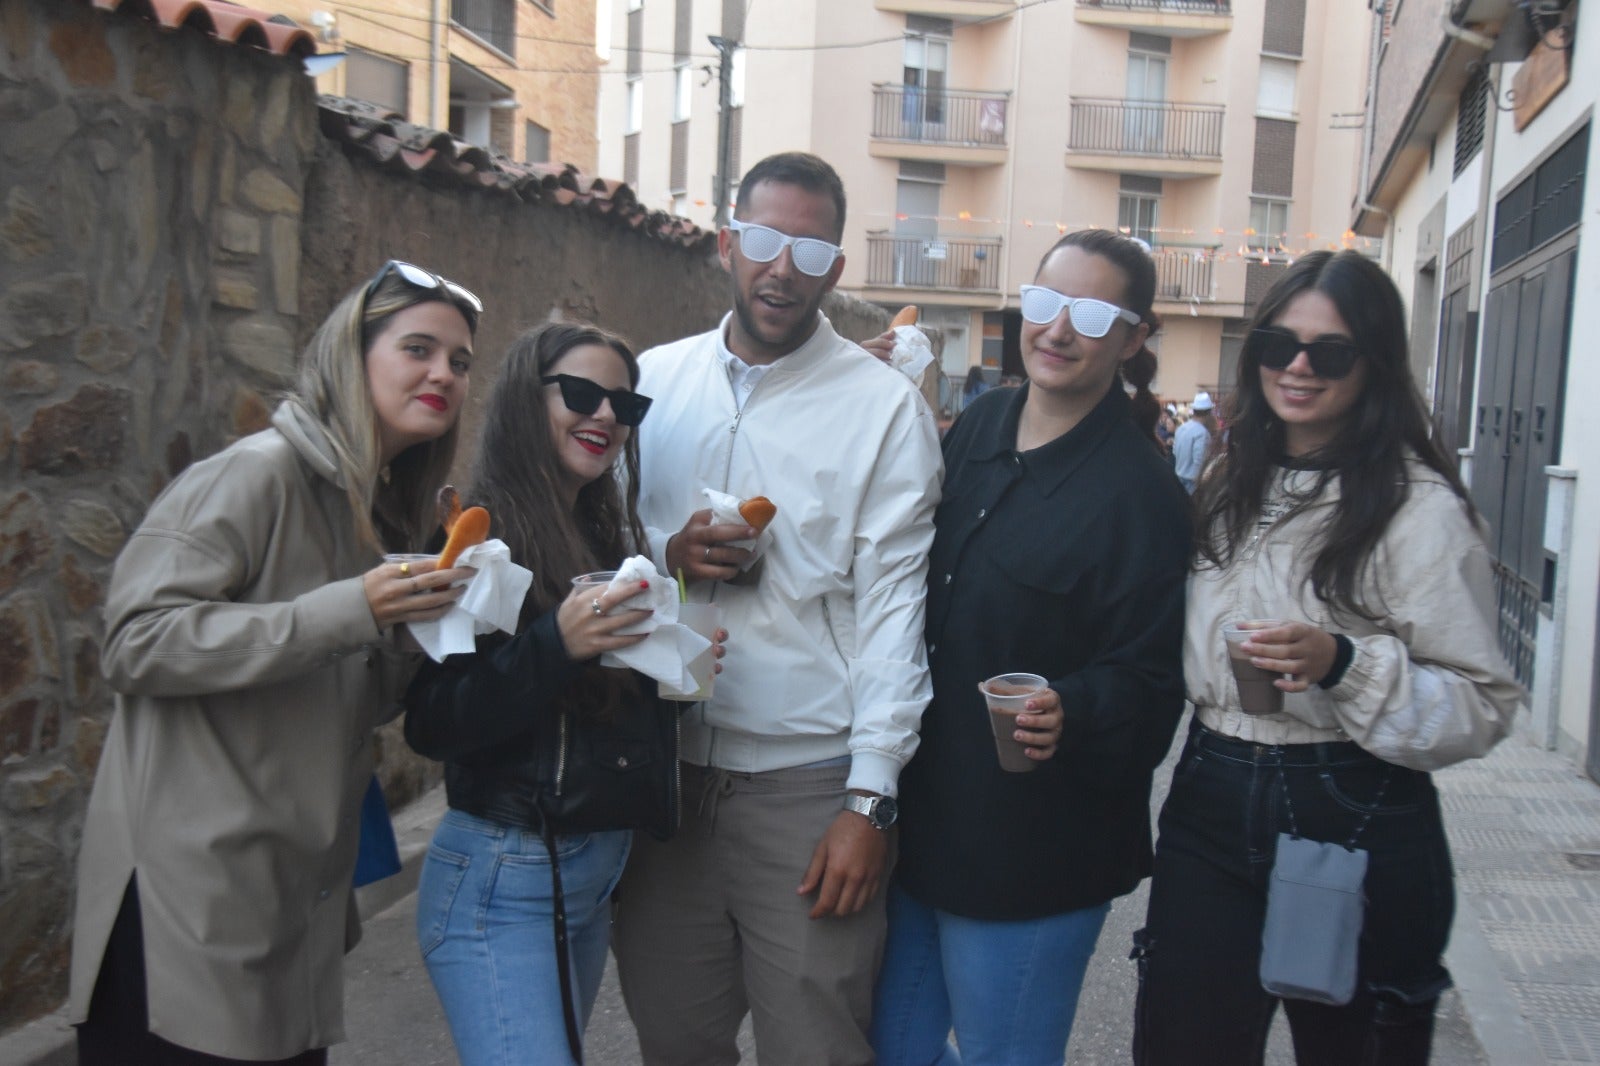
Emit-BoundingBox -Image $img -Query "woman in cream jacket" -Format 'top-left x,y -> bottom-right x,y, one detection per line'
1133,251 -> 1522,1065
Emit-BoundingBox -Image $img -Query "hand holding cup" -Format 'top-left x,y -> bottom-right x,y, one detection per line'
558,578 -> 654,661
1230,620 -> 1340,698
365,555 -> 474,629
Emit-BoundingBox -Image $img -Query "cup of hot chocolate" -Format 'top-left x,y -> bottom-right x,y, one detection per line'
978,673 -> 1049,773
1222,620 -> 1286,715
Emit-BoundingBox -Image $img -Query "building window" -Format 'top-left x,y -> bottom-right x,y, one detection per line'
1256,56 -> 1297,120
674,63 -> 692,122
1119,174 -> 1162,245
626,76 -> 643,135
525,120 -> 550,163
903,31 -> 950,127
1248,197 -> 1290,252
451,0 -> 517,60
1455,66 -> 1488,177
345,48 -> 408,114
1119,194 -> 1158,245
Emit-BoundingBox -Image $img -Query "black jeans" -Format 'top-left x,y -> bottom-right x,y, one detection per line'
1133,721 -> 1455,1066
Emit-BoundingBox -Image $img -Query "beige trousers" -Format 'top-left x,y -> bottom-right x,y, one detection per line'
612,761 -> 891,1066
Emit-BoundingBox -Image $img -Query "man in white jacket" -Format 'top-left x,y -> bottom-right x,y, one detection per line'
612,152 -> 943,1065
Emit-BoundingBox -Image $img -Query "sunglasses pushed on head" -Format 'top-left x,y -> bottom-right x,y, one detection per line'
365,260 -> 484,332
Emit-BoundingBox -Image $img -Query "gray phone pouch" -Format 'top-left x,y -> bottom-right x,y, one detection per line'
1259,832 -> 1368,1005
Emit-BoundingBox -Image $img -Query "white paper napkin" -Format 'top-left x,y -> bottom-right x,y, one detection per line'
408,539 -> 533,662
887,324 -> 936,387
701,488 -> 773,568
599,555 -> 714,691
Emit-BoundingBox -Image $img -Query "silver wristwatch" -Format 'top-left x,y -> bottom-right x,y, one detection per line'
843,793 -> 899,830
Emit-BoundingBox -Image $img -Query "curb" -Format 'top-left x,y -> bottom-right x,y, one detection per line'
0,787 -> 448,1066
1445,890 -> 1549,1066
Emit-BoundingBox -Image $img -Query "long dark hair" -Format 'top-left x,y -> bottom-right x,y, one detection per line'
1036,230 -> 1163,443
468,322 -> 649,715
470,322 -> 647,618
1194,250 -> 1474,620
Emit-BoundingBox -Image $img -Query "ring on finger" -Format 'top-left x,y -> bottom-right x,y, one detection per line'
703,546 -> 713,563
592,597 -> 603,616
399,561 -> 411,576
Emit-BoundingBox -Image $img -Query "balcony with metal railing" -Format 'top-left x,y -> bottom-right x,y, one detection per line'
1074,0 -> 1232,37
862,233 -> 1004,295
1150,247 -> 1216,302
869,86 -> 1010,166
1065,98 -> 1224,178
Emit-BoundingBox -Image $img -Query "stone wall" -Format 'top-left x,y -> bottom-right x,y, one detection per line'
0,0 -> 321,1027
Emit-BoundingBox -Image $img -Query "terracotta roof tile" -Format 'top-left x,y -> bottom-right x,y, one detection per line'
91,0 -> 318,58
316,95 -> 715,252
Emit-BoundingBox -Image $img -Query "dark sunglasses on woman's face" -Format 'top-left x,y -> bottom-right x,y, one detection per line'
1251,326 -> 1362,380
541,374 -> 653,427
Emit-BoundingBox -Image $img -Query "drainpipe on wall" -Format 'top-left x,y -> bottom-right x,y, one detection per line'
1356,1 -> 1393,267
998,4 -> 1025,317
430,0 -> 446,130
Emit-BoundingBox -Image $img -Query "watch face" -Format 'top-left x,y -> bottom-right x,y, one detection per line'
872,796 -> 899,829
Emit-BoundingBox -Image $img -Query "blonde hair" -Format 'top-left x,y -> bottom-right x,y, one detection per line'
292,273 -> 469,553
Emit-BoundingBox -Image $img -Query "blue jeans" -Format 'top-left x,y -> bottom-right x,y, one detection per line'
415,809 -> 630,1066
1133,722 -> 1454,1065
870,883 -> 1110,1066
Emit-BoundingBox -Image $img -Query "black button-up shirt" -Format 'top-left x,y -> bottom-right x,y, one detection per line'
897,382 -> 1192,919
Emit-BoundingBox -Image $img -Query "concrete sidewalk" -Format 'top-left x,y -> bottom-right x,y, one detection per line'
5,724 -> 1597,1064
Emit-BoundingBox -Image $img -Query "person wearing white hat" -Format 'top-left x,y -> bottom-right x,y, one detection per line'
1173,391 -> 1217,493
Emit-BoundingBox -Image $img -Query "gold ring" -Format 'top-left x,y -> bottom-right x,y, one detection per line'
592,597 -> 603,615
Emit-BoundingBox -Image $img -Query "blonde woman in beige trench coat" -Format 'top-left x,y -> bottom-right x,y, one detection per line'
68,263 -> 483,1064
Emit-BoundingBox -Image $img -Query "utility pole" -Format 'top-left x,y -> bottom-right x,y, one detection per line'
709,35 -> 737,227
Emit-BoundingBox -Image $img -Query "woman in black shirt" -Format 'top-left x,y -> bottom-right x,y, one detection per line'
872,231 -> 1191,1065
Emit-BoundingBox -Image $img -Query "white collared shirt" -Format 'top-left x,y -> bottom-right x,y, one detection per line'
715,330 -> 774,411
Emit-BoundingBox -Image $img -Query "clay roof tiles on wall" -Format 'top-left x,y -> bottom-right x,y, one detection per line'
90,0 -> 318,58
85,4 -> 716,252
316,96 -> 715,252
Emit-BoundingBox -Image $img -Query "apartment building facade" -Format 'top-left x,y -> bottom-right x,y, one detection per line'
260,0 -> 600,169
596,0 -> 1372,405
1356,0 -> 1596,779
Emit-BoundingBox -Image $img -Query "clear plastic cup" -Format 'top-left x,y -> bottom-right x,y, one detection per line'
660,603 -> 721,702
1222,620 -> 1287,715
978,672 -> 1049,773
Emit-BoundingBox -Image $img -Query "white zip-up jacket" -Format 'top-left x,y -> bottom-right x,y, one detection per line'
1187,460 -> 1523,770
636,313 -> 942,796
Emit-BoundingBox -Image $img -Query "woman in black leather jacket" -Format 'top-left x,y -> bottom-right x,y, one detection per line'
403,322 -> 721,1066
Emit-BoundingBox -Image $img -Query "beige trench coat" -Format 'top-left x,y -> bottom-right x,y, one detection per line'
68,402 -> 411,1059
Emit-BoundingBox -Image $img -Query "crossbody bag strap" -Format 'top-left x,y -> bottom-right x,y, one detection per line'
1277,760 -> 1394,849
536,810 -> 584,1065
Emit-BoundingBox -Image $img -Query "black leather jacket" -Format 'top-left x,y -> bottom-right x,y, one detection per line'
404,611 -> 680,838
